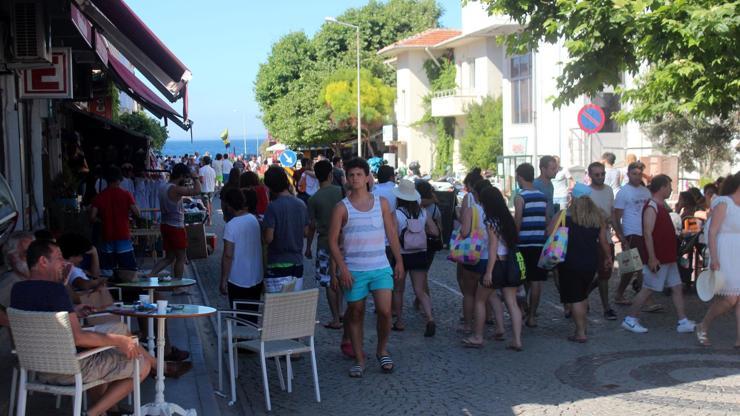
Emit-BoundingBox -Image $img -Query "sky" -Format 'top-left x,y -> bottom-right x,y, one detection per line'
125,0 -> 463,141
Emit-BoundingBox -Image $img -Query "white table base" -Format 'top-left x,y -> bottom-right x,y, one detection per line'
139,317 -> 196,416
147,289 -> 155,355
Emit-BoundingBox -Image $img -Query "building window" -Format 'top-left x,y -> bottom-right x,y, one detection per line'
591,92 -> 621,133
467,59 -> 476,90
510,54 -> 532,124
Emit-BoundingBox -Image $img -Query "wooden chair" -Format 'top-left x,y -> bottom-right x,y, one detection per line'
7,308 -> 141,416
224,289 -> 320,411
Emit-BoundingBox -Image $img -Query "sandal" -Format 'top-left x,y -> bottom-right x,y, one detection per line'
377,354 -> 395,373
492,332 -> 505,341
506,344 -> 523,352
461,338 -> 484,348
695,325 -> 711,347
424,321 -> 436,337
567,335 -> 588,343
348,364 -> 365,378
391,321 -> 406,331
614,297 -> 632,306
323,321 -> 343,330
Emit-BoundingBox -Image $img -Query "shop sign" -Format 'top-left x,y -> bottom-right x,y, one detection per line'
88,96 -> 113,119
19,48 -> 74,99
510,137 -> 527,155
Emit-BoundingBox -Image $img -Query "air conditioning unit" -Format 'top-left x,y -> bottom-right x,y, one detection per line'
8,0 -> 51,67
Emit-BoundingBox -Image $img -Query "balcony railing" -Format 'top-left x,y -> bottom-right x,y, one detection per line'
432,88 -> 478,98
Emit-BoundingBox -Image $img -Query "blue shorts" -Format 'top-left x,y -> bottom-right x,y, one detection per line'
100,240 -> 137,274
344,267 -> 393,303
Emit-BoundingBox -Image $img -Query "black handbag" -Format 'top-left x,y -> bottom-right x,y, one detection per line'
426,205 -> 443,251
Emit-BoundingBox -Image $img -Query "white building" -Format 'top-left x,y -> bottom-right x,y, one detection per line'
380,1 -> 662,189
378,3 -> 517,175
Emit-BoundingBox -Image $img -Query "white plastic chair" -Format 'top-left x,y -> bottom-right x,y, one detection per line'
214,300 -> 261,399
7,308 -> 141,416
225,289 -> 320,412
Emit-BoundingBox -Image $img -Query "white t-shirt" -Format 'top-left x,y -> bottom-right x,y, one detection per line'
199,165 -> 216,193
589,185 -> 614,217
372,182 -> 397,210
223,213 -> 263,288
614,184 -> 651,236
604,166 -> 621,195
304,174 -> 320,196
67,266 -> 89,286
212,159 -> 223,176
395,207 -> 427,254
222,159 -> 233,173
552,169 -> 572,199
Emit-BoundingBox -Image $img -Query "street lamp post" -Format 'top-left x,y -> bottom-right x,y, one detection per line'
325,17 -> 361,158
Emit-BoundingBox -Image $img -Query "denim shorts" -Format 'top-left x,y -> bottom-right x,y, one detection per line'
344,267 -> 393,303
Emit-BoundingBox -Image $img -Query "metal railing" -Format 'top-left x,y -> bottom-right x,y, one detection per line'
431,88 -> 479,98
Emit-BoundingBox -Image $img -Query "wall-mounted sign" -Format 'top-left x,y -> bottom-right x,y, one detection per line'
577,104 -> 606,134
19,48 -> 74,99
383,125 -> 394,144
510,137 -> 527,155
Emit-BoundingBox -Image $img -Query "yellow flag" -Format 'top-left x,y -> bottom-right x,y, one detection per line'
219,128 -> 229,141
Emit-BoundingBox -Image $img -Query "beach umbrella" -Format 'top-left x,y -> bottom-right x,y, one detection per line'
220,128 -> 230,148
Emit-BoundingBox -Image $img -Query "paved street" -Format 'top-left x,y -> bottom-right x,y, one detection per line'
195,197 -> 740,416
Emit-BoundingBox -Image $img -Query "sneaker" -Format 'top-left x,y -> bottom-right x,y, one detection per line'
621,318 -> 648,333
604,309 -> 618,321
677,319 -> 696,333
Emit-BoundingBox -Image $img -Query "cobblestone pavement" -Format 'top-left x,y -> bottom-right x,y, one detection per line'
193,197 -> 739,416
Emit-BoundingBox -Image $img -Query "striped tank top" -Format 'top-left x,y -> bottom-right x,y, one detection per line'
341,195 -> 390,272
518,189 -> 547,247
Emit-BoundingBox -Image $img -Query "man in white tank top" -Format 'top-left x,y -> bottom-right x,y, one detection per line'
328,158 -> 404,377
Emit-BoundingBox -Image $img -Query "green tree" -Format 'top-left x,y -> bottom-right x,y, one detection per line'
254,0 -> 442,147
119,111 -> 169,151
321,68 -> 395,144
460,96 -> 503,172
478,0 -> 740,123
646,114 -> 737,178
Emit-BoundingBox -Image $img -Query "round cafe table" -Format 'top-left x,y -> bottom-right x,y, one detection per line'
113,278 -> 196,354
109,304 -> 216,416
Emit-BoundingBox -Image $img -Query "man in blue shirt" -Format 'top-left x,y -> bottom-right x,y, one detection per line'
11,240 -> 154,416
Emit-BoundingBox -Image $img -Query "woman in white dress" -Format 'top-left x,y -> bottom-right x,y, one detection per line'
696,171 -> 740,348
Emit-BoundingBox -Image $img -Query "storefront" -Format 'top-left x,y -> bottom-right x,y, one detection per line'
0,0 -> 192,232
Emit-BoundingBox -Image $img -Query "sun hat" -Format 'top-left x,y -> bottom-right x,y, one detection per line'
696,269 -> 726,302
393,179 -> 421,202
571,182 -> 592,199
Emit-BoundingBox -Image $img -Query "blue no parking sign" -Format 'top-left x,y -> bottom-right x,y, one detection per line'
577,104 -> 606,134
278,149 -> 297,167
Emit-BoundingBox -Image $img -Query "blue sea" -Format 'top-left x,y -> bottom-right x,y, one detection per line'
161,137 -> 265,157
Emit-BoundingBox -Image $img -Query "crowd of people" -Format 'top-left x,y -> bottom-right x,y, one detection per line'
209,151 -> 739,377
1,148 -> 738,414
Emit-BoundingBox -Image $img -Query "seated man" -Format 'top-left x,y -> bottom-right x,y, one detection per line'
10,239 -> 154,416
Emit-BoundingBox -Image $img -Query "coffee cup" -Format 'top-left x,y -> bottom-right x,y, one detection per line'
149,277 -> 159,284
139,294 -> 150,304
157,300 -> 168,314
